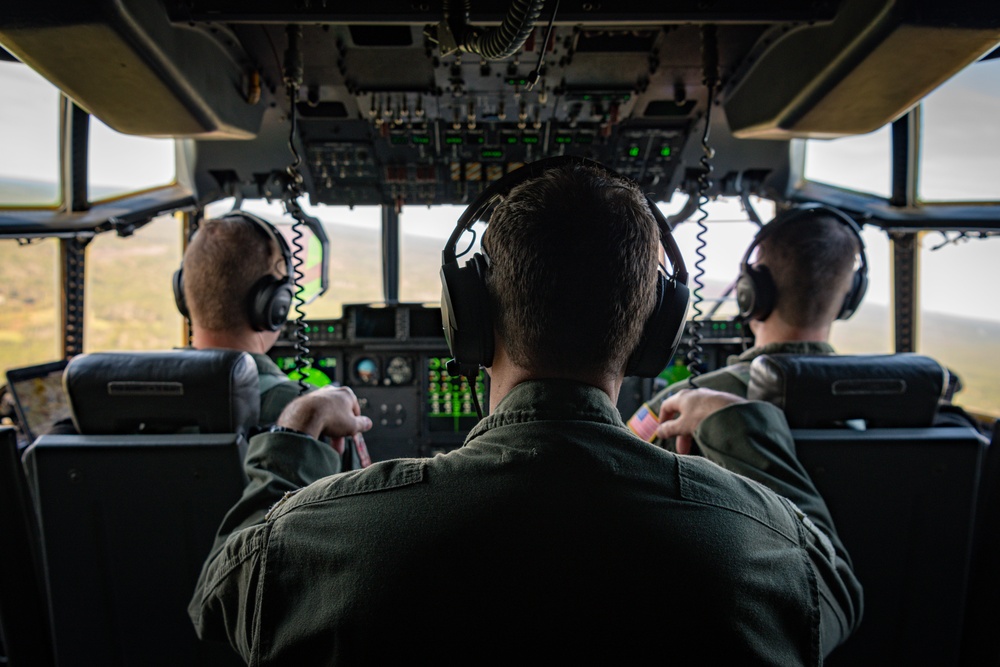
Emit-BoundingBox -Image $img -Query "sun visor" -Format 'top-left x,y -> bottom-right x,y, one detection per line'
724,0 -> 1000,139
0,0 -> 264,139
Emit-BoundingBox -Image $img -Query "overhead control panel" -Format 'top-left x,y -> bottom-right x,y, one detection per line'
185,19 -> 791,207
288,24 -> 697,206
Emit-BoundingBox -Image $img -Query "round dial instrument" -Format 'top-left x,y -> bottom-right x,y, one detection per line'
385,356 -> 414,385
353,357 -> 380,385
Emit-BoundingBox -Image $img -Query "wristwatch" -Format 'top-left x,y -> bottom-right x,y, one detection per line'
268,424 -> 310,437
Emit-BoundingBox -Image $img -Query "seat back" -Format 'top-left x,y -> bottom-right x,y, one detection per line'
0,426 -> 54,667
64,348 -> 260,437
23,349 -> 257,666
961,419 -> 1000,666
748,353 -> 987,665
748,352 -> 949,428
794,427 -> 983,665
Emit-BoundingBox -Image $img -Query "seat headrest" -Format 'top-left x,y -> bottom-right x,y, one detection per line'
65,349 -> 260,436
747,353 -> 948,428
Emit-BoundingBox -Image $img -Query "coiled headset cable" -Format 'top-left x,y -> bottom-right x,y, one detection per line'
282,24 -> 313,396
685,24 -> 720,387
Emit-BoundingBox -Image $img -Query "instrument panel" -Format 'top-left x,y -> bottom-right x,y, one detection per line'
271,303 -> 486,462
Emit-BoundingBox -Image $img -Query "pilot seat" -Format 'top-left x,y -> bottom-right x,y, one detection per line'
747,353 -> 988,666
21,348 -> 255,667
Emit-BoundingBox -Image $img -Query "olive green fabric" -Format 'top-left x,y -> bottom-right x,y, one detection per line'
190,379 -> 861,665
249,352 -> 309,427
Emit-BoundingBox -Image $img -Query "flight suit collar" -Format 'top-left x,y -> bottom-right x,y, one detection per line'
465,379 -> 626,443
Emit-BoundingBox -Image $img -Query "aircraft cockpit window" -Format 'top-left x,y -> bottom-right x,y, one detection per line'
0,238 -> 59,381
87,115 -> 175,203
400,205 -> 483,304
919,56 -> 1000,203
83,213 -> 182,353
917,233 -> 1000,416
0,59 -> 60,207
803,125 -> 892,199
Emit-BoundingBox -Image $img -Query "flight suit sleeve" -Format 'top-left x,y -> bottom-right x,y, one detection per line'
188,431 -> 341,657
258,380 -> 310,427
635,364 -> 751,452
694,402 -> 864,657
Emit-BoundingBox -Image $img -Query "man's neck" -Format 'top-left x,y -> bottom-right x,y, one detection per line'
750,315 -> 831,348
191,327 -> 274,355
487,342 -> 622,412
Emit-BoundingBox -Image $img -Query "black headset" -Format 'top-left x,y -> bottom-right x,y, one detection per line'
173,211 -> 296,332
735,204 -> 868,322
440,155 -> 690,379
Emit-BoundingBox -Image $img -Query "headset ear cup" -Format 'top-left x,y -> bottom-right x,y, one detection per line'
735,271 -> 754,320
838,267 -> 868,320
267,281 -> 294,331
625,273 -> 690,377
736,264 -> 776,321
440,253 -> 494,368
172,267 -> 189,319
248,275 -> 294,332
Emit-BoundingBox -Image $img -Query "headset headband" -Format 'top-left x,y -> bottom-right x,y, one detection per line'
221,210 -> 295,280
442,155 -> 688,286
174,210 -> 296,332
736,203 -> 868,322
741,203 -> 866,274
440,155 -> 691,378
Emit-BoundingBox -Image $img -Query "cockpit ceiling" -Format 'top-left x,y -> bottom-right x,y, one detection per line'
167,1 -> 838,26
1,1 -> 998,207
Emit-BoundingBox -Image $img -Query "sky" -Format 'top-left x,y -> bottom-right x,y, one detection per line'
2,56 -> 999,323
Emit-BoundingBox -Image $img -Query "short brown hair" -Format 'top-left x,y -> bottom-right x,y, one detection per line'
483,163 -> 660,377
182,216 -> 284,332
758,211 -> 862,327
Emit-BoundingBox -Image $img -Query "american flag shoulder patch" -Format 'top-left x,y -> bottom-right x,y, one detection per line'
626,403 -> 660,442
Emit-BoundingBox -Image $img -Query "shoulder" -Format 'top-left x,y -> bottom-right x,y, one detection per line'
266,457 -> 429,520
675,453 -> 803,545
699,365 -> 752,394
934,403 -> 987,433
663,365 -> 751,397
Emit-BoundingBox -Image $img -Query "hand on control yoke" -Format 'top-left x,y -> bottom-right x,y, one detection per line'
656,388 -> 746,455
276,386 -> 373,454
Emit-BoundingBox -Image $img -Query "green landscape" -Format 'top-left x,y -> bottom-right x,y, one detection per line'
1,211 -> 998,417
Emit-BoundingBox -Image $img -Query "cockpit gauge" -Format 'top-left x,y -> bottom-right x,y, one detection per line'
354,357 -> 380,385
385,356 -> 414,386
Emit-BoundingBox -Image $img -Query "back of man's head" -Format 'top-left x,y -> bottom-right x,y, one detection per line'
758,210 -> 862,328
483,164 -> 660,379
182,215 -> 283,333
